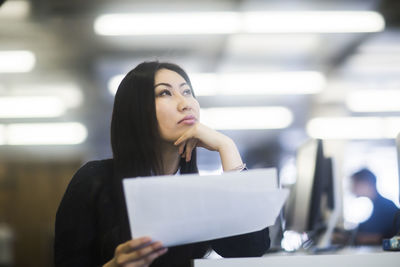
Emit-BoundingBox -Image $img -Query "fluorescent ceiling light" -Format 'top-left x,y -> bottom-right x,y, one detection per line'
243,11 -> 385,33
218,72 -> 325,95
0,96 -> 66,118
94,11 -> 384,36
188,73 -> 218,96
95,12 -> 239,35
307,117 -> 400,139
2,122 -> 88,145
189,73 -> 219,96
192,71 -> 326,96
226,34 -> 319,55
12,83 -> 84,108
345,54 -> 400,73
0,50 -> 35,73
0,84 -> 84,118
0,0 -> 30,19
346,90 -> 400,112
200,107 -> 293,130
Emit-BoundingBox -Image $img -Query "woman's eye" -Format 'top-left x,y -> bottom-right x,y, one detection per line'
159,90 -> 171,96
183,89 -> 192,95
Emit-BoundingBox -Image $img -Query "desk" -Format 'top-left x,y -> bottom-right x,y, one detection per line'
194,247 -> 400,267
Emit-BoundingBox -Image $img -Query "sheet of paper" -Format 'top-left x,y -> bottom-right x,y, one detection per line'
123,168 -> 289,247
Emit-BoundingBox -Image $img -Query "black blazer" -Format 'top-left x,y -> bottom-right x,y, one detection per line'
54,159 -> 270,267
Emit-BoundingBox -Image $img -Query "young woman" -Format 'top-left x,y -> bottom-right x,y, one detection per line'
54,61 -> 270,267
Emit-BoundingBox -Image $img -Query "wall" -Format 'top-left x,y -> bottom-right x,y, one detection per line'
0,160 -> 82,267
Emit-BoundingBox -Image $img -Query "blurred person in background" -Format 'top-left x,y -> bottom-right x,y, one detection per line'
54,61 -> 270,267
350,168 -> 400,245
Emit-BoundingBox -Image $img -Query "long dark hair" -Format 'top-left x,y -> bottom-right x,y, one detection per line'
111,61 -> 198,178
109,61 -> 199,240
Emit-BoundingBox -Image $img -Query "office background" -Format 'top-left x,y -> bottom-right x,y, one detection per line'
0,0 -> 399,266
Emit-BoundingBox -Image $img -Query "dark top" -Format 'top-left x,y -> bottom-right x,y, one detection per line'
54,159 -> 270,267
358,194 -> 399,238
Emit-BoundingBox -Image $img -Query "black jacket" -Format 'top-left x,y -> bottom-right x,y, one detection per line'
54,159 -> 270,267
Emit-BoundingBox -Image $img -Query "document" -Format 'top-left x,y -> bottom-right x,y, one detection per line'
123,168 -> 289,247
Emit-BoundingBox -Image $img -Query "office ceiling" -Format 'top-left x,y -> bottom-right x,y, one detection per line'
1,0 -> 399,169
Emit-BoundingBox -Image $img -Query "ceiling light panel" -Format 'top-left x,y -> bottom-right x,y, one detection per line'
200,107 -> 293,130
4,122 -> 88,145
346,90 -> 400,112
94,11 -> 384,35
95,12 -> 239,35
0,50 -> 35,73
307,117 -> 400,139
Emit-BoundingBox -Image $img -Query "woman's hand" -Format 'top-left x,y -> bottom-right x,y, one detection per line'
174,123 -> 227,156
103,237 -> 167,267
174,122 -> 243,171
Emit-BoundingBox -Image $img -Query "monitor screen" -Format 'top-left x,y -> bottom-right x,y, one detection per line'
284,139 -> 318,232
284,139 -> 335,233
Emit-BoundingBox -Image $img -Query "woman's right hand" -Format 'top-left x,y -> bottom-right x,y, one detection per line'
103,237 -> 168,267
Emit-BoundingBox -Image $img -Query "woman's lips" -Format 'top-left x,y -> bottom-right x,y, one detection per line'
180,118 -> 196,125
178,115 -> 196,125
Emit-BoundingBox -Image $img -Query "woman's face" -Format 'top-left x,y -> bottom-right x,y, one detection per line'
154,68 -> 200,142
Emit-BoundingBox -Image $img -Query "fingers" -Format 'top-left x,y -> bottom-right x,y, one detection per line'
116,241 -> 167,266
178,142 -> 186,156
116,237 -> 152,255
175,129 -> 197,161
174,123 -> 221,152
185,139 -> 198,162
177,139 -> 197,162
174,134 -> 187,147
174,124 -> 197,146
131,247 -> 168,267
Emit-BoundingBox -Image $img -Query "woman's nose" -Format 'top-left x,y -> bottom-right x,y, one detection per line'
177,94 -> 191,111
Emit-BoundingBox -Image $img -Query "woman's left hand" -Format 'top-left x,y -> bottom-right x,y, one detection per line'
174,123 -> 243,172
174,122 -> 229,162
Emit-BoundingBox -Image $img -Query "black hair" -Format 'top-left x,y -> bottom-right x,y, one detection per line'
351,168 -> 377,185
111,61 -> 198,178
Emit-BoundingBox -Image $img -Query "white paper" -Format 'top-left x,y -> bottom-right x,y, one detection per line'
123,168 -> 289,247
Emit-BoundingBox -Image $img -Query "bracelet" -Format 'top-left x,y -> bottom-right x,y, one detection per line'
230,163 -> 247,172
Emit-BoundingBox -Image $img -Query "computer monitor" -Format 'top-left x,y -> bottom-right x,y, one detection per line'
284,139 -> 338,248
284,139 -> 317,232
308,155 -> 335,231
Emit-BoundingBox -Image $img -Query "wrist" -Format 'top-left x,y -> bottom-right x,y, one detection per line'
217,136 -> 244,171
216,135 -> 234,152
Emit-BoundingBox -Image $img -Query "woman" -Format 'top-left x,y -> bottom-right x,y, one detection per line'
54,61 -> 270,267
